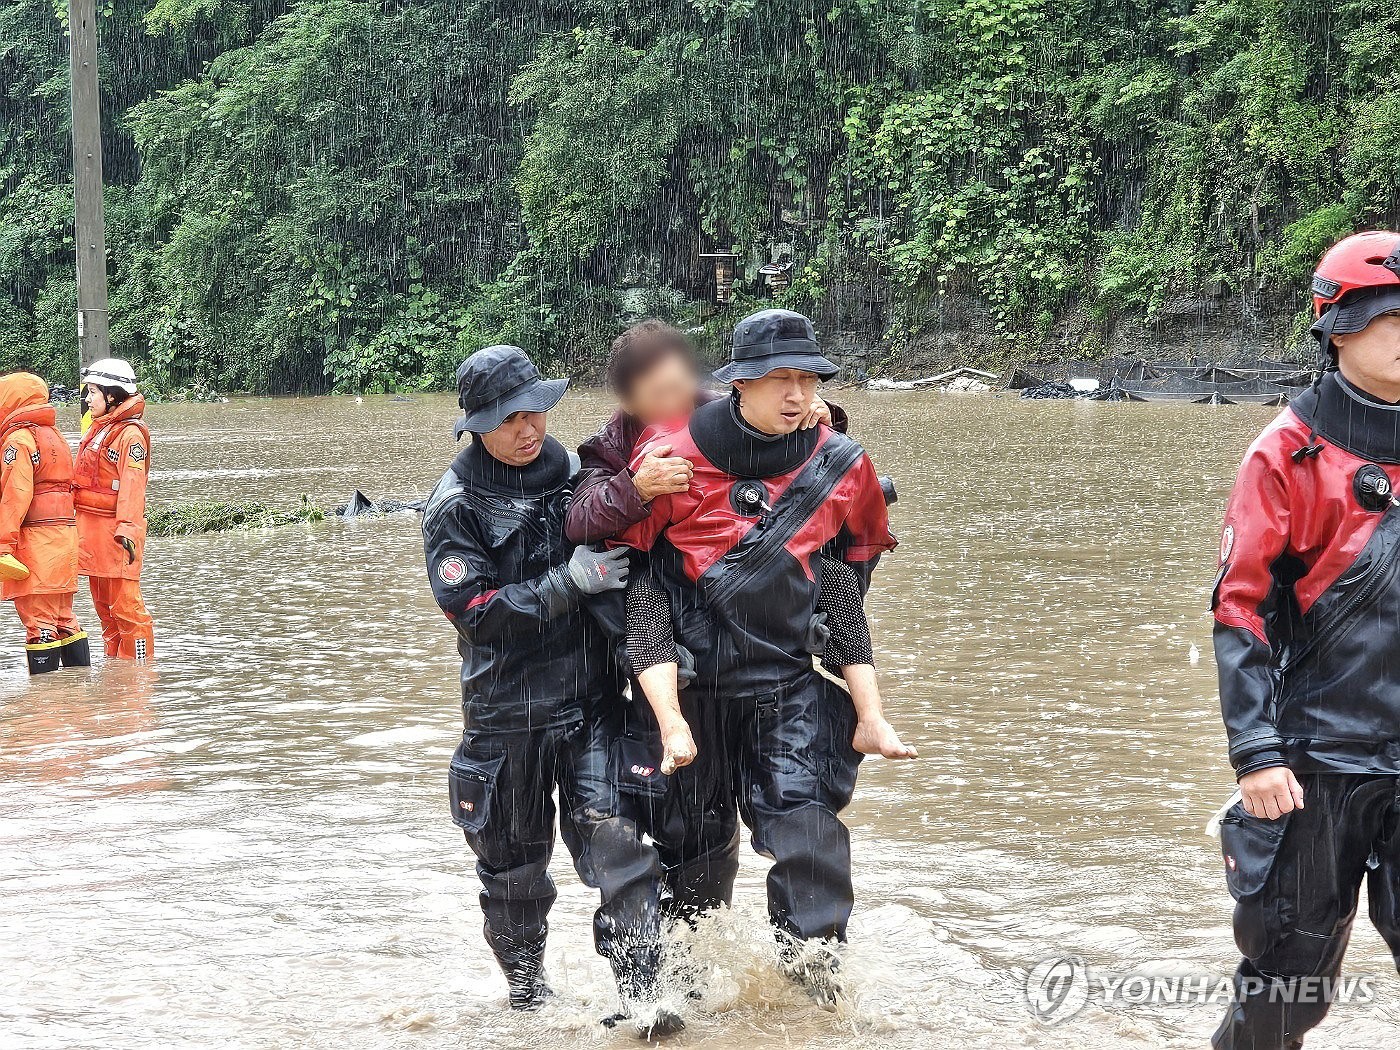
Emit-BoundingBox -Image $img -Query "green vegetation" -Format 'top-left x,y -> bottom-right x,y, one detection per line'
147,495 -> 323,534
3,0 -> 1399,391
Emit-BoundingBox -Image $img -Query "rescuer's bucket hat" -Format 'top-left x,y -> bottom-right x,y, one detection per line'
454,345 -> 568,438
714,309 -> 839,383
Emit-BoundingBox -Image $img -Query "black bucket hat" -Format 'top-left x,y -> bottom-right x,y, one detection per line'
1312,286 -> 1400,352
713,309 -> 839,383
454,345 -> 568,437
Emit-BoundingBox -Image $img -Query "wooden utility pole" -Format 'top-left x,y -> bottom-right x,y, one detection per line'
68,0 -> 109,370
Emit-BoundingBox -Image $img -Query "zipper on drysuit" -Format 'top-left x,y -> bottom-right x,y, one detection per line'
1282,501 -> 1400,675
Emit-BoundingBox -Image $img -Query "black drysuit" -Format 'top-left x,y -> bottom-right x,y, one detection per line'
422,435 -> 661,992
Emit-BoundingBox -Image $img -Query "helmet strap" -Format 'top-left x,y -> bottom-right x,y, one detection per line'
1314,305 -> 1341,366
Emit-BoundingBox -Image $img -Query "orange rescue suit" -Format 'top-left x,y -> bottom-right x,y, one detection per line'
74,395 -> 150,581
0,376 -> 79,602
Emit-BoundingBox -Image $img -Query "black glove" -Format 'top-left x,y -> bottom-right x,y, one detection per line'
566,545 -> 630,595
117,535 -> 137,565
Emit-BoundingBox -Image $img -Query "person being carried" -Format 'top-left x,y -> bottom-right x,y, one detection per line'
0,372 -> 88,674
422,345 -> 679,1035
73,359 -> 154,661
1211,230 -> 1400,1048
566,319 -> 845,546
614,308 -> 916,1003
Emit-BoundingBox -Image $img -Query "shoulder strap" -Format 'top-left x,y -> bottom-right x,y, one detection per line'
698,432 -> 865,609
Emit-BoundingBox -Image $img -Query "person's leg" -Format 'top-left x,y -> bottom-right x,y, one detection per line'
733,672 -> 863,1004
737,672 -> 861,943
1212,775 -> 1389,1049
449,727 -> 559,1010
1365,778 -> 1400,978
558,699 -> 675,1028
88,577 -> 120,657
53,591 -> 90,667
13,593 -> 62,674
108,579 -> 154,661
654,687 -> 740,925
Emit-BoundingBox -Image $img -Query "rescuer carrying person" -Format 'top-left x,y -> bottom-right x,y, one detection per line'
74,358 -> 154,661
1211,230 -> 1400,1048
615,308 -> 916,1005
0,372 -> 87,674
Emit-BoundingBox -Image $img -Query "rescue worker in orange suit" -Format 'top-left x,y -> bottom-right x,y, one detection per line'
0,372 -> 88,673
73,359 -> 154,661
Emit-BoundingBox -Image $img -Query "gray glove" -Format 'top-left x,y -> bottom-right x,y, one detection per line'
567,545 -> 630,594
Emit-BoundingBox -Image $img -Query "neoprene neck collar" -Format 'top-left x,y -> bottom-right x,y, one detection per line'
689,390 -> 818,478
453,434 -> 571,496
1292,371 -> 1400,464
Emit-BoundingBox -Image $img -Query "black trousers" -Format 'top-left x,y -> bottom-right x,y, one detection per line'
648,669 -> 864,942
448,699 -> 663,969
1213,773 -> 1400,1049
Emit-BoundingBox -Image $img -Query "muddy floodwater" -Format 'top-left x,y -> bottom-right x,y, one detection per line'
3,390 -> 1398,1049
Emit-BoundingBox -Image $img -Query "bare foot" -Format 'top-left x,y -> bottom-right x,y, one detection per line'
660,723 -> 698,775
852,718 -> 918,759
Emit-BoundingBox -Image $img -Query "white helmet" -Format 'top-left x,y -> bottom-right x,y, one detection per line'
81,358 -> 139,395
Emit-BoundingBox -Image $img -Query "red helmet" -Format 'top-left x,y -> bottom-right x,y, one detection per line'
1312,231 -> 1400,317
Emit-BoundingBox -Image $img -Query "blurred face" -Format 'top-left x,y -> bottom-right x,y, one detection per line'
733,369 -> 820,435
620,352 -> 699,427
479,410 -> 547,466
85,384 -> 111,418
1335,311 -> 1400,402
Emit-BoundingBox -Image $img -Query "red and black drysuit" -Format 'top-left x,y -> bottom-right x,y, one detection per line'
421,435 -> 662,1004
615,393 -> 895,943
1212,370 -> 1400,1049
566,388 -> 848,545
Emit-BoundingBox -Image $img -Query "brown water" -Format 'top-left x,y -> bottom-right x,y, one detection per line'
2,391 -> 1397,1048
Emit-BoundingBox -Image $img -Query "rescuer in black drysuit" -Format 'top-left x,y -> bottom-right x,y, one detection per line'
1211,231 -> 1400,1048
421,345 -> 672,1030
614,309 -> 917,1002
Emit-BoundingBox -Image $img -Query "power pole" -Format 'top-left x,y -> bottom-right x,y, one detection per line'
68,0 -> 109,372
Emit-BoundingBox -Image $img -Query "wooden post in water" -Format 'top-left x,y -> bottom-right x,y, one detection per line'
68,0 -> 109,372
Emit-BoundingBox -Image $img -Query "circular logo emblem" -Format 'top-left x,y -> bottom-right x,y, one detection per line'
1219,524 -> 1235,563
437,556 -> 467,586
1025,955 -> 1090,1025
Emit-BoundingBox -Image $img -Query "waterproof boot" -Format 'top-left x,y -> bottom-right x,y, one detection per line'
601,944 -> 684,1038
59,632 -> 91,668
490,938 -> 552,1011
25,634 -> 62,675
777,937 -> 846,1009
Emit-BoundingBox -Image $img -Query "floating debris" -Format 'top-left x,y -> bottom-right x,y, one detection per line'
943,376 -> 992,393
148,496 -> 324,535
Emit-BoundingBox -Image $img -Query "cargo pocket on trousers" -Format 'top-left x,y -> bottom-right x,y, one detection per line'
448,752 -> 506,834
614,735 -> 668,799
1219,803 -> 1292,960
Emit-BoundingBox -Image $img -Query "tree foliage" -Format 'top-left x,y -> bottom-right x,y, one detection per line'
2,0 -> 1398,390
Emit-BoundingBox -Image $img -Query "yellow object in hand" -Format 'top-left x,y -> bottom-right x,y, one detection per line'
0,553 -> 30,581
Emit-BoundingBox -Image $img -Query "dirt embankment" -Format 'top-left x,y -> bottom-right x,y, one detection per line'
814,292 -> 1316,381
